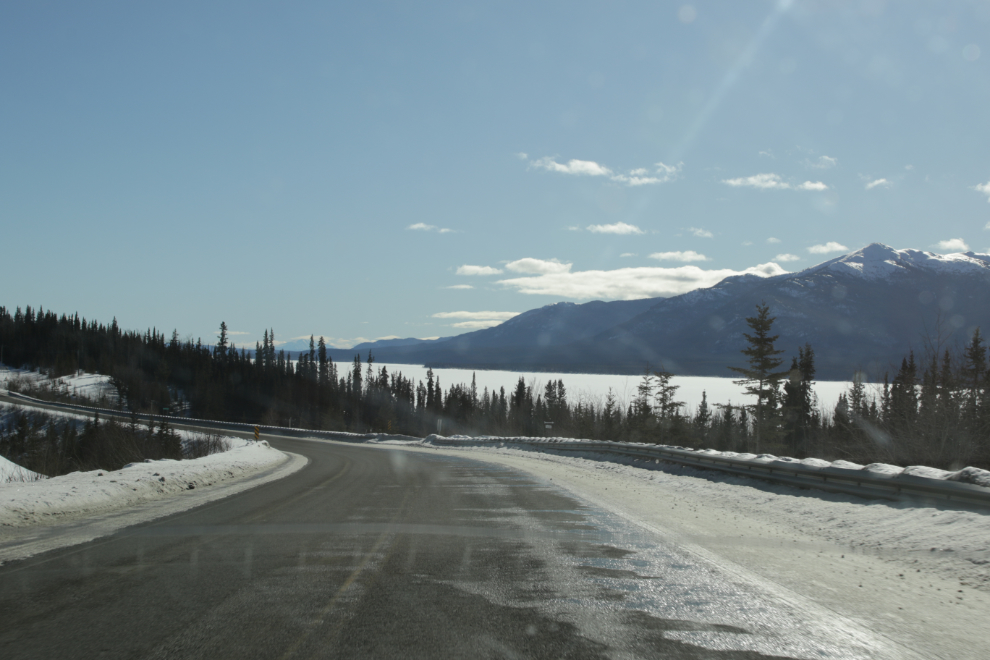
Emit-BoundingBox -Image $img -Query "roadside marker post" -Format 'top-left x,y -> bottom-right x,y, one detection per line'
253,425 -> 260,441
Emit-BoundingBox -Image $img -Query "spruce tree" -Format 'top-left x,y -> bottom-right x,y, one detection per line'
728,303 -> 788,452
653,365 -> 684,445
962,329 -> 985,424
215,321 -> 229,363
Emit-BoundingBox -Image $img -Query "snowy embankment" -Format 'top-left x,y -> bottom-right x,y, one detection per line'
0,455 -> 43,484
0,365 -> 119,406
375,435 -> 990,659
429,434 -> 990,488
0,437 -> 287,528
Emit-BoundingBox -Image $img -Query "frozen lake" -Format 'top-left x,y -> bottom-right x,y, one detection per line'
358,362 -> 855,415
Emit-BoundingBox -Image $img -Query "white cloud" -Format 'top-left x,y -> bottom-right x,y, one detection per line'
433,310 -> 520,330
611,161 -> 682,186
497,263 -> 788,300
444,284 -> 474,290
432,311 -> 520,321
722,173 -> 827,191
774,253 -> 801,262
974,181 -> 990,202
865,178 -> 890,190
649,250 -> 709,262
587,222 -> 644,235
766,237 -> 781,244
456,264 -> 503,276
808,155 -> 838,169
807,242 -> 849,254
723,173 -> 789,189
689,227 -> 714,238
515,152 -> 528,160
985,221 -> 990,230
526,155 -> 682,187
620,252 -> 637,258
451,320 -> 505,329
408,222 -> 453,233
933,238 -> 970,252
531,157 -> 612,177
505,258 -> 572,274
742,241 -> 753,246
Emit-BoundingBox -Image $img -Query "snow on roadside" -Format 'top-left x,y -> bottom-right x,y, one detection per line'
0,401 -> 237,457
0,438 -> 286,528
0,455 -> 44,484
378,436 -> 990,592
0,365 -> 119,405
375,437 -> 990,658
419,434 -> 990,487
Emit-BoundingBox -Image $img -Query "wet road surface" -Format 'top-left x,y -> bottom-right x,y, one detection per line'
0,439 -> 894,659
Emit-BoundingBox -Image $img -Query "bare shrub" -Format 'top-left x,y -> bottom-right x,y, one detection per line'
183,432 -> 231,459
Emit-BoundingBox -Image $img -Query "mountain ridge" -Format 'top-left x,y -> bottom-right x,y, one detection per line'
352,244 -> 990,379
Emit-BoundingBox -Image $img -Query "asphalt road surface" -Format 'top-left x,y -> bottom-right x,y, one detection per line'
0,435 -> 895,659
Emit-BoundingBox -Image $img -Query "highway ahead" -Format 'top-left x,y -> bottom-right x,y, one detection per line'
0,436 -> 894,659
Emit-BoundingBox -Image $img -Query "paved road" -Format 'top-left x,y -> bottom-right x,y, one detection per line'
0,435 -> 893,659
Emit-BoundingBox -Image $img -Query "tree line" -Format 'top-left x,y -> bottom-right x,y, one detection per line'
1,303 -> 988,470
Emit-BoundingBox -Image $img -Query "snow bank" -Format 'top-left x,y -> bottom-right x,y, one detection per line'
398,436 -> 990,586
419,434 -> 990,491
0,365 -> 119,405
0,438 -> 286,528
1,455 -> 44,484
392,440 -> 990,659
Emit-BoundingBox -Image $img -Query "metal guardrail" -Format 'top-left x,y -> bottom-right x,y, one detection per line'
0,391 -> 420,444
4,390 -> 989,509
428,436 -> 990,509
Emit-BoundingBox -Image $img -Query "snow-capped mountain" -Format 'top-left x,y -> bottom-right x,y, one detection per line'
806,243 -> 990,280
360,244 -> 990,379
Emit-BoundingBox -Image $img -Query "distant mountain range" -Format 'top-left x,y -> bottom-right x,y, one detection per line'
352,244 -> 990,380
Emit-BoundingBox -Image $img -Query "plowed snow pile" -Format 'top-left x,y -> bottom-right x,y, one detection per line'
0,456 -> 43,484
0,438 -> 286,527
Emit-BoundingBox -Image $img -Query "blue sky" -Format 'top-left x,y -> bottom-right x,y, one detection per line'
3,1 -> 990,350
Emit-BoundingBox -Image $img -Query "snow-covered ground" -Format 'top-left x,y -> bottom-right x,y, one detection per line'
373,437 -> 990,660
0,397 -> 306,563
0,402 -> 242,476
0,455 -> 43,483
0,437 -> 287,528
0,365 -> 119,405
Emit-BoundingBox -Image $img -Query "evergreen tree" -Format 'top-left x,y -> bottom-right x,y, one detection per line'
728,303 -> 788,452
962,329 -> 985,425
782,344 -> 817,456
215,322 -> 229,363
653,365 -> 684,445
426,368 -> 435,410
352,355 -> 363,396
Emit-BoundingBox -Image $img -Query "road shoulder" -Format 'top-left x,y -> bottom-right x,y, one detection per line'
378,440 -> 989,660
0,450 -> 307,564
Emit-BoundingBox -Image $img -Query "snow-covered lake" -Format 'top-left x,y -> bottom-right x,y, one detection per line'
358,362 -> 855,414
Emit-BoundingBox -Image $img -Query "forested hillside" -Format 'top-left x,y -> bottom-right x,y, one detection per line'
2,304 -> 988,469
